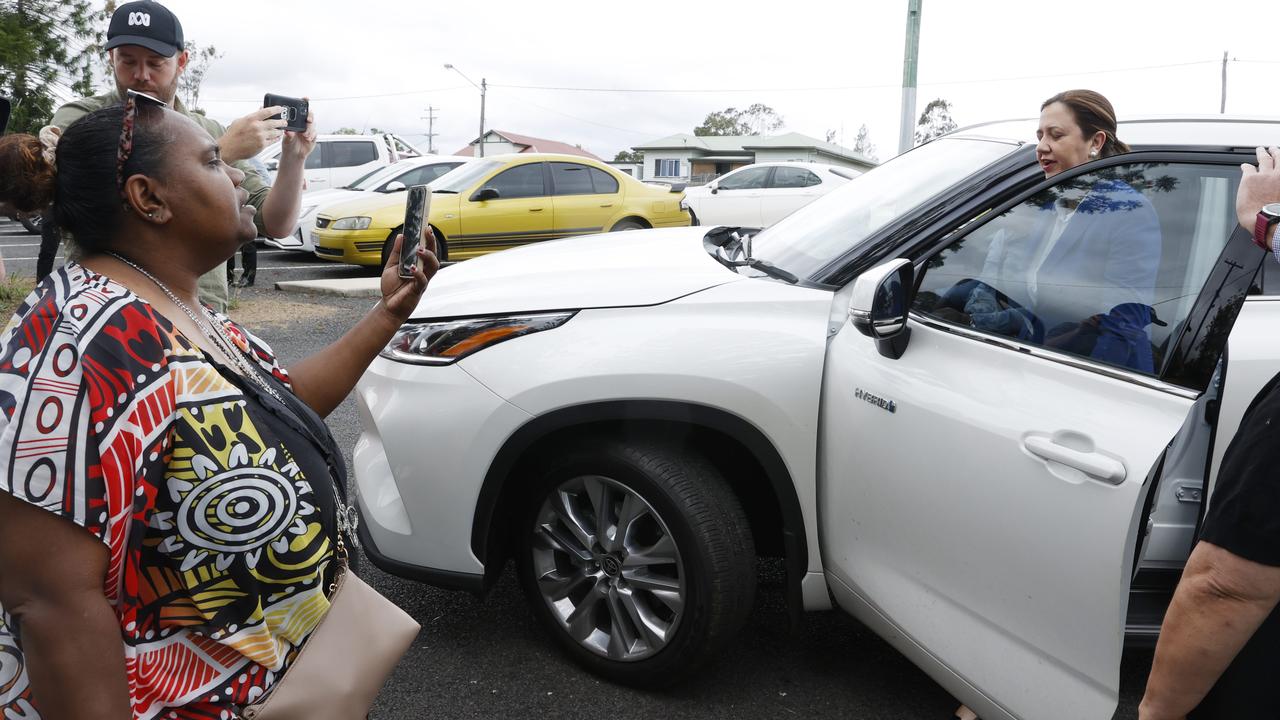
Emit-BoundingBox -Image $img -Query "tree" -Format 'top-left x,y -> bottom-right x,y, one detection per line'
853,124 -> 878,161
613,150 -> 641,163
824,129 -> 837,143
914,98 -> 957,146
334,127 -> 361,135
694,104 -> 784,136
0,0 -> 110,133
177,42 -> 222,114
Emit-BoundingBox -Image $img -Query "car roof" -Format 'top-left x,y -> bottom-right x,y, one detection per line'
951,115 -> 1280,149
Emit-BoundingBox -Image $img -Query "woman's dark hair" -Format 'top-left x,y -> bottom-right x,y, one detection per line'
0,102 -> 172,253
1041,89 -> 1130,157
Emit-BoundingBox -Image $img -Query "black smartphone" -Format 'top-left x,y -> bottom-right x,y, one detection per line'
263,93 -> 309,132
399,185 -> 430,279
0,97 -> 10,134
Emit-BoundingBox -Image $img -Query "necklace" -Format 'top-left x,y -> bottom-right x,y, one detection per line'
103,251 -> 285,405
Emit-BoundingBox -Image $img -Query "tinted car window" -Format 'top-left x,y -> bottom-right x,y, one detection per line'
304,148 -> 322,170
718,167 -> 770,190
772,167 -> 821,189
913,162 -> 1239,379
551,162 -> 595,196
484,163 -> 546,199
328,141 -> 378,168
590,168 -> 620,194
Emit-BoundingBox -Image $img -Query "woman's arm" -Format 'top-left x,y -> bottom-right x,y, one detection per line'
287,233 -> 437,417
0,493 -> 131,720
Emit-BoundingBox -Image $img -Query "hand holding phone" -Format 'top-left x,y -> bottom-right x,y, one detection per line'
399,185 -> 431,279
263,93 -> 309,132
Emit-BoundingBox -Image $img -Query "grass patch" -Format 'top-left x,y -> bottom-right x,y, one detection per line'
0,274 -> 36,319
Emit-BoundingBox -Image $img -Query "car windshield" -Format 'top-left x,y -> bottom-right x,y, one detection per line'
344,165 -> 394,190
750,137 -> 1023,280
431,159 -> 504,193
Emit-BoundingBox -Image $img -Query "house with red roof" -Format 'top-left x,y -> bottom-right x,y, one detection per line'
453,130 -> 603,160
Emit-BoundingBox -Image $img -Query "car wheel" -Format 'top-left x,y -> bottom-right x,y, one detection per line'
516,438 -> 755,687
610,219 -> 646,232
688,209 -> 700,227
19,213 -> 41,235
381,226 -> 448,268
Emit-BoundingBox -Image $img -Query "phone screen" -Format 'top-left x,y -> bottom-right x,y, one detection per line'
399,185 -> 430,279
0,98 -> 10,135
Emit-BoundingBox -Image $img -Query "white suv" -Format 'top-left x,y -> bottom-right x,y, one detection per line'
256,132 -> 422,193
352,117 -> 1280,719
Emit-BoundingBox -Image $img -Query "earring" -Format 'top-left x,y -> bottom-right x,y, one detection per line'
1089,149 -> 1099,159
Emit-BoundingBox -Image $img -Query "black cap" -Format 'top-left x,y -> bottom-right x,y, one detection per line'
105,1 -> 184,57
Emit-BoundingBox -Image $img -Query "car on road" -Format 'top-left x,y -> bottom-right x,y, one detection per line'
255,132 -> 423,194
266,155 -> 471,252
311,153 -> 689,266
680,161 -> 859,228
351,116 -> 1279,718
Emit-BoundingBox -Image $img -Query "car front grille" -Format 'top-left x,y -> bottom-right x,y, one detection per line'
314,246 -> 343,257
354,241 -> 383,253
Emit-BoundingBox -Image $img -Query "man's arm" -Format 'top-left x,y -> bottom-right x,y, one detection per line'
0,493 -> 131,719
1237,146 -> 1280,245
256,106 -> 317,239
1139,541 -> 1280,720
217,106 -> 289,164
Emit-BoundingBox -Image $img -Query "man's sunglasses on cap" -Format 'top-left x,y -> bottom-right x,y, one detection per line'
117,90 -> 167,205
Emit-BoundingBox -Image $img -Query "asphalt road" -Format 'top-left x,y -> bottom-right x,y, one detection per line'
0,219 -> 1156,719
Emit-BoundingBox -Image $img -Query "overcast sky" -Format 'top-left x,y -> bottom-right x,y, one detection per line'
137,0 -> 1280,161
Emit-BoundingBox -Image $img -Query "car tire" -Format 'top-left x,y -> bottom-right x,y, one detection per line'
610,219 -> 646,232
688,209 -> 700,227
19,213 -> 41,235
516,437 -> 756,687
381,226 -> 448,268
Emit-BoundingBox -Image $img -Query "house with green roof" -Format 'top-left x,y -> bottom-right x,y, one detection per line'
627,132 -> 877,185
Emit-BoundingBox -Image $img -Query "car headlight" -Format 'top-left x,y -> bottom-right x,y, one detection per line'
679,197 -> 690,210
380,312 -> 576,365
331,216 -> 372,230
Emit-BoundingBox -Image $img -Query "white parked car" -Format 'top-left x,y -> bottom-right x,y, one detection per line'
266,155 -> 471,252
353,116 -> 1280,718
255,132 -> 423,194
680,161 -> 859,228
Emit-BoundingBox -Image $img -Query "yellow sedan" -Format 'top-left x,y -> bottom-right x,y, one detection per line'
311,153 -> 691,266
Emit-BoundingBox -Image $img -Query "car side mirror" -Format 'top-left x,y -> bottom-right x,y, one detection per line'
710,184 -> 719,194
384,181 -> 406,193
472,187 -> 500,202
849,258 -> 914,359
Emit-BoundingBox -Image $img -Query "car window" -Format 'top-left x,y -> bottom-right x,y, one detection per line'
483,163 -> 546,199
718,167 -> 770,190
771,167 -> 821,189
305,147 -> 323,170
913,162 -> 1240,379
386,163 -> 463,190
551,162 -> 595,196
590,168 -> 619,194
328,141 -> 378,168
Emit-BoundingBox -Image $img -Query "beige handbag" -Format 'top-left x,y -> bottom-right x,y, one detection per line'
240,537 -> 420,720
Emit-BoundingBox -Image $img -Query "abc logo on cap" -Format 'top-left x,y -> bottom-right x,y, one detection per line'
127,11 -> 151,27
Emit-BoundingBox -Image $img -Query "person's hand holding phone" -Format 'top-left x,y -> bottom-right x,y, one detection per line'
218,106 -> 289,163
278,97 -> 317,168
379,225 -> 439,323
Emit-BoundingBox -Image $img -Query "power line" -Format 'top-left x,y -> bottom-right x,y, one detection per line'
501,91 -> 657,137
490,59 -> 1219,95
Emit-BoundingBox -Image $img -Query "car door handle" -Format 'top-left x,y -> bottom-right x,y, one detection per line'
1024,436 -> 1127,485
529,208 -> 544,212
599,203 -> 614,208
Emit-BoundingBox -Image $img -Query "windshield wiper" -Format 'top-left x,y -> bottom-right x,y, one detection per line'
709,230 -> 798,284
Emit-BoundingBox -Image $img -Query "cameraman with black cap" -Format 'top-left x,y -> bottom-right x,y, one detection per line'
38,0 -> 314,310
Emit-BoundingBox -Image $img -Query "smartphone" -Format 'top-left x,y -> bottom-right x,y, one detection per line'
399,185 -> 431,279
0,98 -> 10,135
263,93 -> 309,132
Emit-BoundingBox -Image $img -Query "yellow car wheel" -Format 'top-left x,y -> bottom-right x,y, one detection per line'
381,226 -> 448,268
610,218 -> 648,232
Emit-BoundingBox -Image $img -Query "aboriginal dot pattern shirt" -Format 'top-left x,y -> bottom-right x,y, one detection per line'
0,264 -> 339,720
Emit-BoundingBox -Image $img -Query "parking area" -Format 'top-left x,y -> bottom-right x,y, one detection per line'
0,217 -> 1158,718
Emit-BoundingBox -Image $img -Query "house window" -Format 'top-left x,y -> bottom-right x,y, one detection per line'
655,159 -> 681,177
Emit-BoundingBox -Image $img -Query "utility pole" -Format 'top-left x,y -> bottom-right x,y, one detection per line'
479,78 -> 487,157
421,106 -> 439,154
1221,51 -> 1228,114
898,0 -> 923,155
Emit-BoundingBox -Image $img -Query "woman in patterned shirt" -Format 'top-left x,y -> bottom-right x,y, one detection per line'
0,97 -> 435,719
